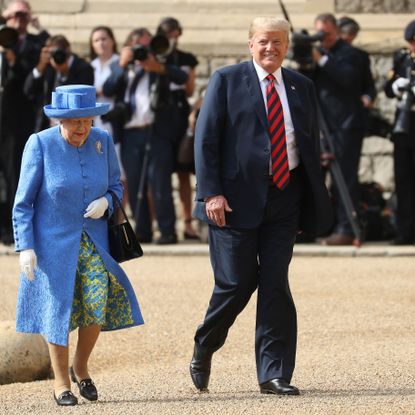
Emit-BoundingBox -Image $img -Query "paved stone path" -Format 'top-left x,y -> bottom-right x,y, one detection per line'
1,254 -> 414,414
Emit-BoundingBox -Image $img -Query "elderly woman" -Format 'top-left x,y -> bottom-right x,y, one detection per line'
12,84 -> 144,406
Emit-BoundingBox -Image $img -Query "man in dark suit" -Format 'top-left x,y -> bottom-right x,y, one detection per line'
384,20 -> 415,245
0,0 -> 49,244
308,13 -> 366,245
24,34 -> 94,131
190,17 -> 333,396
337,16 -> 376,110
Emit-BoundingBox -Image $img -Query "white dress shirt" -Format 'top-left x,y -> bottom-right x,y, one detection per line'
124,64 -> 154,129
253,59 -> 299,171
91,54 -> 119,133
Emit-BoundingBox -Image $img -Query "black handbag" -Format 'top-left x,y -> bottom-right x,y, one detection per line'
107,191 -> 143,262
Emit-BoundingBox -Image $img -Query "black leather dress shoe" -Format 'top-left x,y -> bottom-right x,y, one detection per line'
391,236 -> 413,245
189,344 -> 213,392
155,234 -> 178,245
54,390 -> 78,406
70,367 -> 98,401
259,378 -> 300,395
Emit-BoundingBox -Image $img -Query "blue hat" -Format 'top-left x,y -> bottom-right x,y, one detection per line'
43,84 -> 110,119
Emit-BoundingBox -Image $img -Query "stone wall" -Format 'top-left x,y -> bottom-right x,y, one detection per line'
336,0 -> 415,13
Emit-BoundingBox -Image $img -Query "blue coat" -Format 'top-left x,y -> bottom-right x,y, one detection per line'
12,126 -> 144,346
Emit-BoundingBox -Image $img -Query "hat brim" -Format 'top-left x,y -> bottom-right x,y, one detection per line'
43,103 -> 110,119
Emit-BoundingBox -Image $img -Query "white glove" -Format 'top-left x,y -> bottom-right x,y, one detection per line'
84,196 -> 109,219
392,77 -> 410,97
19,249 -> 37,280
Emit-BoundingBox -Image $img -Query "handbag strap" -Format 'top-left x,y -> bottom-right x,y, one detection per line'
108,190 -> 129,222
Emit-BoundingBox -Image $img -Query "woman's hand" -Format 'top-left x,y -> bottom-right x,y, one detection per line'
84,196 -> 109,219
19,249 -> 37,280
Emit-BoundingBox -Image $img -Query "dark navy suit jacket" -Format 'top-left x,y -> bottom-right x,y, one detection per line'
193,60 -> 333,236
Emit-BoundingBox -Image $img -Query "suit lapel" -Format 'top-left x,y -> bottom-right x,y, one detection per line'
243,61 -> 268,131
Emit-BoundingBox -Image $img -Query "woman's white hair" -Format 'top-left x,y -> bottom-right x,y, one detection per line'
248,16 -> 290,40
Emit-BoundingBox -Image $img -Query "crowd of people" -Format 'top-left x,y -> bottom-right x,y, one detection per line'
1,0 -> 415,248
0,1 -> 200,246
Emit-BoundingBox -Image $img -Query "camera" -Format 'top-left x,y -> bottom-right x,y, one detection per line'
0,23 -> 18,48
131,34 -> 170,62
289,29 -> 326,69
51,48 -> 68,65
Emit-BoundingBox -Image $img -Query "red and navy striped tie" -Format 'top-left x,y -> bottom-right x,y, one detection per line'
266,74 -> 290,190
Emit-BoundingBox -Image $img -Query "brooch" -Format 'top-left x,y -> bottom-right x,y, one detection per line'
95,140 -> 103,154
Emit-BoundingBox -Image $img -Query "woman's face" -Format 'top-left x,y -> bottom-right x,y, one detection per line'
60,117 -> 94,146
91,29 -> 115,58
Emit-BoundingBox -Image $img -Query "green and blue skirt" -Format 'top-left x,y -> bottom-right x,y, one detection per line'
70,232 -> 134,331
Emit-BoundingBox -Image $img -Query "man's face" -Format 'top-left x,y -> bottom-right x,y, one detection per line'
4,1 -> 31,34
315,20 -> 338,49
408,40 -> 415,53
248,30 -> 289,73
340,32 -> 356,44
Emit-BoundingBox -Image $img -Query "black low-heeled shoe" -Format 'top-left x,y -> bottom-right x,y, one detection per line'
54,390 -> 78,406
70,366 -> 98,401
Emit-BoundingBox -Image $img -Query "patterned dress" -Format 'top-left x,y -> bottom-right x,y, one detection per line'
70,232 -> 134,330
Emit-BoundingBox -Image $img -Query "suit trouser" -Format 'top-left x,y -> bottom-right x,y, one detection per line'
331,128 -> 364,236
121,127 -> 176,239
393,143 -> 415,240
194,168 -> 303,384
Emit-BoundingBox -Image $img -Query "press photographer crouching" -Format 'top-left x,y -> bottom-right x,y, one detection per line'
103,28 -> 188,244
24,34 -> 94,131
384,20 -> 415,245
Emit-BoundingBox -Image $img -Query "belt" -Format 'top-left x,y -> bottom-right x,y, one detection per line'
127,124 -> 151,131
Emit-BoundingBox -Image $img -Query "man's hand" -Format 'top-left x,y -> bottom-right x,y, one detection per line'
20,249 -> 37,280
141,54 -> 166,74
84,197 -> 109,219
392,77 -> 410,98
36,46 -> 50,74
205,195 -> 233,227
119,46 -> 134,68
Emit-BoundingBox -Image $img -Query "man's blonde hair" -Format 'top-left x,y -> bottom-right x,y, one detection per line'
248,17 -> 290,40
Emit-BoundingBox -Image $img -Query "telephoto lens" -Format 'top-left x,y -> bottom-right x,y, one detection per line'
132,45 -> 148,61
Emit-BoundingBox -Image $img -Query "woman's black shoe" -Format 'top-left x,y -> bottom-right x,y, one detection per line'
70,366 -> 98,401
54,390 -> 78,406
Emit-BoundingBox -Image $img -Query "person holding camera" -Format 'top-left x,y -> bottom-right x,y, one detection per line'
384,20 -> 415,245
337,16 -> 376,111
307,13 -> 366,246
24,34 -> 94,132
156,17 -> 200,240
103,28 -> 188,244
0,0 -> 49,245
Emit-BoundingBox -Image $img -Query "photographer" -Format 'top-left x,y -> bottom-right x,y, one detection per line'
24,34 -> 94,131
337,16 -> 376,110
103,28 -> 188,244
304,13 -> 366,245
384,20 -> 415,245
0,0 -> 49,244
156,17 -> 200,240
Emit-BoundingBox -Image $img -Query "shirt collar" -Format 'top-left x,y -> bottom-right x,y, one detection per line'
252,59 -> 283,85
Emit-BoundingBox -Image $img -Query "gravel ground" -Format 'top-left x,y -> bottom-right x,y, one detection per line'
0,255 -> 414,415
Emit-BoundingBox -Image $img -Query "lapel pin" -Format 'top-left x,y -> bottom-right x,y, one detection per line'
95,140 -> 103,154
291,85 -> 296,90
